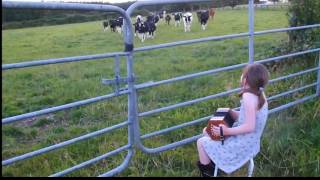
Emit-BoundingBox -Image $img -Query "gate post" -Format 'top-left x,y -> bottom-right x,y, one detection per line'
317,52 -> 320,96
126,53 -> 141,148
123,18 -> 140,149
248,0 -> 255,64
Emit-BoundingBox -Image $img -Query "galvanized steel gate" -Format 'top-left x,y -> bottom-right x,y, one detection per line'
2,0 -> 320,177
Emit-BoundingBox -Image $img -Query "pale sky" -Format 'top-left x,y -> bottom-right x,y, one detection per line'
5,0 -> 136,3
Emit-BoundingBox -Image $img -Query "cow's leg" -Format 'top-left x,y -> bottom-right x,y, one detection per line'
138,33 -> 141,41
140,33 -> 144,42
138,33 -> 142,42
143,33 -> 146,42
117,27 -> 122,34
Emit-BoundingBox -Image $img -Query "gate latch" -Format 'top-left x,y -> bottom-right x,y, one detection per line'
101,55 -> 134,95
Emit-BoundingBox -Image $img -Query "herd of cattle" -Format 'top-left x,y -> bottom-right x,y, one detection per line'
102,8 -> 216,42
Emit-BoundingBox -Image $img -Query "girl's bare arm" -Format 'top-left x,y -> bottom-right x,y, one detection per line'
229,109 -> 239,121
212,93 -> 258,136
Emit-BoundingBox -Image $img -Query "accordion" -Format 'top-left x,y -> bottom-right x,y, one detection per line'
206,108 -> 235,141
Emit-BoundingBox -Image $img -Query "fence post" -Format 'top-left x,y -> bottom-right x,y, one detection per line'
317,52 -> 320,96
248,0 -> 255,64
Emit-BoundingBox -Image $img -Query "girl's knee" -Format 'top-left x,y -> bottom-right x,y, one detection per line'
202,127 -> 207,134
197,137 -> 206,148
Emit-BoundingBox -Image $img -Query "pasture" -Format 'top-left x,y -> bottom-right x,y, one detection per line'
2,8 -> 319,177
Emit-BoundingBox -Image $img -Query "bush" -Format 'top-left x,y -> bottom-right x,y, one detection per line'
287,0 -> 320,50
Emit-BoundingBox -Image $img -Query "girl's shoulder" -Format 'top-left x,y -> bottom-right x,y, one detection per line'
241,92 -> 259,106
242,92 -> 259,100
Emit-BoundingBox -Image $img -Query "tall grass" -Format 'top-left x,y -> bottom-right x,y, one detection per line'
2,9 -> 319,176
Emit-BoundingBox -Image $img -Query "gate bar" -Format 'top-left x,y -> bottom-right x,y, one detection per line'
138,67 -> 319,117
139,82 -> 316,141
2,90 -> 130,125
50,145 -> 131,177
2,52 -> 128,71
2,1 -> 133,50
98,150 -> 134,177
269,94 -> 318,114
135,48 -> 320,90
3,25 -> 319,70
2,121 -> 129,166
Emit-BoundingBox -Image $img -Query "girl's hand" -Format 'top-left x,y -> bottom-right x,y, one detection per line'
212,124 -> 230,136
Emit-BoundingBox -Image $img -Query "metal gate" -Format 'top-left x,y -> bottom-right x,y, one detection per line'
2,0 -> 320,177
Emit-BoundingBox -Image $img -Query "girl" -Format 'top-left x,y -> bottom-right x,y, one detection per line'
196,63 -> 270,177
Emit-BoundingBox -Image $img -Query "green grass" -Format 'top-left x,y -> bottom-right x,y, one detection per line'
2,9 -> 319,177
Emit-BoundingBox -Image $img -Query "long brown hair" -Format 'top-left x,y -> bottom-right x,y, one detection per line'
239,63 -> 270,110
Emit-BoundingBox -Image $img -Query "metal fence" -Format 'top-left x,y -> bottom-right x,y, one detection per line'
232,4 -> 290,10
2,0 -> 320,177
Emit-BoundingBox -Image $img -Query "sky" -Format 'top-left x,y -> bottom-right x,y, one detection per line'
5,0 -> 136,3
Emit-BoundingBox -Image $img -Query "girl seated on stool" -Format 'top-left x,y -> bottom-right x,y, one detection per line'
196,63 -> 270,177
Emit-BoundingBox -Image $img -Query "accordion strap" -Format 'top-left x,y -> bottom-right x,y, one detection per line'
220,126 -> 224,145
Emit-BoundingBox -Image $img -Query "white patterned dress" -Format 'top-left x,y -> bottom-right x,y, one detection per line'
201,99 -> 268,174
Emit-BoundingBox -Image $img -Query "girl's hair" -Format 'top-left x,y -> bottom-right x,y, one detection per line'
239,63 -> 270,110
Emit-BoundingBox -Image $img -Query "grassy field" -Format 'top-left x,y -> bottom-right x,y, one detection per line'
2,8 -> 319,177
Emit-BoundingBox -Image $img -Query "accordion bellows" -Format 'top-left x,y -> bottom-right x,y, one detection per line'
206,108 -> 235,141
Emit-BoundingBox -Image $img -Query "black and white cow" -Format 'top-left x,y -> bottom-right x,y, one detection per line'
134,15 -> 144,37
147,14 -> 160,26
173,12 -> 183,27
199,10 -> 209,30
183,12 -> 193,32
165,14 -> 171,25
156,11 -> 164,21
145,20 -> 157,39
134,21 -> 147,42
134,17 -> 157,42
102,20 -> 109,31
109,16 -> 123,34
136,15 -> 144,24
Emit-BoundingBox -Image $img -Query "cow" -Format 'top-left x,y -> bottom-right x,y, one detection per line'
109,16 -> 123,34
134,21 -> 147,42
102,20 -> 109,31
136,15 -> 144,24
165,14 -> 171,25
145,20 -> 156,39
134,15 -> 144,37
156,11 -> 164,21
134,17 -> 157,42
209,8 -> 216,20
116,16 -> 124,34
173,12 -> 183,27
199,10 -> 209,30
154,15 -> 160,26
183,12 -> 193,32
147,14 -> 160,26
